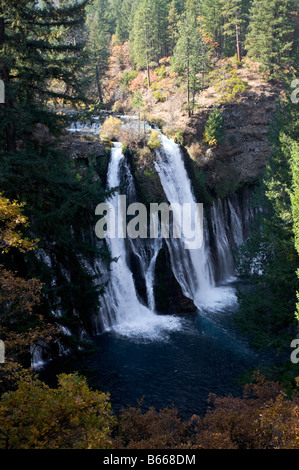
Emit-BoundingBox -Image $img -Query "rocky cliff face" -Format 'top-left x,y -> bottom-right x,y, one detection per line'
184,82 -> 280,187
61,135 -> 110,187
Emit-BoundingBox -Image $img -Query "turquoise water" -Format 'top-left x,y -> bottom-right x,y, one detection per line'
88,283 -> 259,418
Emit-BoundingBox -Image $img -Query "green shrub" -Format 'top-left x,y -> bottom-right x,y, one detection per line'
121,70 -> 139,87
215,68 -> 248,103
203,107 -> 225,148
153,89 -> 166,102
162,127 -> 184,146
155,64 -> 167,79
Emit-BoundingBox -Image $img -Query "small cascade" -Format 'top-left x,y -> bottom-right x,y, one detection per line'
210,199 -> 235,281
31,345 -> 45,370
145,237 -> 162,310
67,118 -> 102,135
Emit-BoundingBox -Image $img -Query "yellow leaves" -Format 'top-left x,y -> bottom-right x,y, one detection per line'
100,116 -> 122,141
0,373 -> 114,449
147,130 -> 162,150
0,193 -> 60,391
0,193 -> 39,254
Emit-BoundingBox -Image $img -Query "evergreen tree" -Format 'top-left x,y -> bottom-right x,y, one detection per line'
0,0 -> 88,152
0,0 -> 108,353
221,0 -> 247,61
203,107 -> 225,147
245,0 -> 295,79
174,0 -> 186,14
200,0 -> 224,51
85,0 -> 111,104
185,0 -> 200,20
108,0 -> 123,33
172,11 -> 212,116
167,0 -> 181,55
131,0 -> 160,87
154,0 -> 171,58
236,100 -> 299,352
131,90 -> 146,139
115,0 -> 140,43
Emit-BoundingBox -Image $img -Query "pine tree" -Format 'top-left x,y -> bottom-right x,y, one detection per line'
85,0 -> 111,104
245,0 -> 295,79
0,0 -> 108,353
185,0 -> 200,20
115,0 -> 140,43
167,0 -> 181,55
131,0 -> 160,87
221,0 -> 246,61
153,0 -> 170,58
172,11 -> 211,116
0,0 -> 88,152
108,0 -> 123,33
200,0 -> 224,51
236,99 -> 299,351
203,107 -> 225,147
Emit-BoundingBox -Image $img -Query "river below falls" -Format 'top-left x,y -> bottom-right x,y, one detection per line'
82,281 -> 264,419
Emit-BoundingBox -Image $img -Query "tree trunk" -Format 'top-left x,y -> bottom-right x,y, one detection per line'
187,35 -> 190,117
235,11 -> 241,62
95,64 -> 103,103
145,22 -> 151,89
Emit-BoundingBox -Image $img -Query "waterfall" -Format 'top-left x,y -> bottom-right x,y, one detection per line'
66,115 -> 253,337
98,143 -> 181,339
154,134 -> 215,308
154,134 -> 254,312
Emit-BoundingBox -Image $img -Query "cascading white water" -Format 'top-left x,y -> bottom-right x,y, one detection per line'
154,134 -> 250,311
99,143 -> 181,339
155,134 -> 217,307
210,199 -> 235,281
66,115 -> 253,335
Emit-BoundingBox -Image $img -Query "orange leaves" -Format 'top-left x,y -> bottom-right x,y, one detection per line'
0,194 -> 59,391
159,57 -> 171,65
0,266 -> 42,318
111,373 -> 299,450
128,72 -> 146,93
113,405 -> 187,450
197,16 -> 219,49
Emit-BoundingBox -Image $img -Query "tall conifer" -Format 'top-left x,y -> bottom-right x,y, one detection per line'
245,0 -> 295,79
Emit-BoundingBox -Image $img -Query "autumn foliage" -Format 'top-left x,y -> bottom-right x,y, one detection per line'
0,373 -> 113,449
0,193 -> 38,254
0,194 -> 58,392
110,372 -> 299,450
